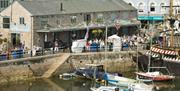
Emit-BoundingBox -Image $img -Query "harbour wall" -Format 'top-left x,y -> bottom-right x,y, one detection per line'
0,51 -> 141,85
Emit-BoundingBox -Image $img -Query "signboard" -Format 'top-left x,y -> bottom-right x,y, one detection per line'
138,16 -> 164,20
10,23 -> 30,32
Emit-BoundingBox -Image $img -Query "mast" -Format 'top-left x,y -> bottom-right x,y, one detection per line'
170,0 -> 174,47
147,11 -> 151,72
105,25 -> 108,73
169,0 -> 174,18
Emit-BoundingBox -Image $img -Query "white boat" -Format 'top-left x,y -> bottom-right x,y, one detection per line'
128,82 -> 155,91
103,73 -> 155,91
90,84 -> 154,91
59,73 -> 75,80
90,86 -> 127,91
105,73 -> 136,87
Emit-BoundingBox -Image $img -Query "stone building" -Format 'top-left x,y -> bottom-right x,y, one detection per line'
0,0 -> 139,50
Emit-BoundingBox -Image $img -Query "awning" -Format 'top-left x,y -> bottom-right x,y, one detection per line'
150,46 -> 178,55
138,16 -> 164,20
36,20 -> 140,33
36,27 -> 86,33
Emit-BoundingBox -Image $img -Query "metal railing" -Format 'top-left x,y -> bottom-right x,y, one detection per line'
0,43 -> 148,61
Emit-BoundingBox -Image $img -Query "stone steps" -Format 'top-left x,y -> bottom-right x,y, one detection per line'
42,53 -> 70,78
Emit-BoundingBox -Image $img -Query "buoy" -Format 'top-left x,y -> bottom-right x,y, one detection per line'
83,83 -> 86,86
59,74 -> 63,79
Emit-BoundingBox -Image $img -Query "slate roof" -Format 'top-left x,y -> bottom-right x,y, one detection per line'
17,0 -> 136,16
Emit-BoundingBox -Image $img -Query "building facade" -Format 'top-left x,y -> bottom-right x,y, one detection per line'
123,0 -> 180,28
0,0 -> 139,50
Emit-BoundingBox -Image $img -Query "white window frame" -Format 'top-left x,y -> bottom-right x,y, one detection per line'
19,17 -> 25,24
138,3 -> 144,12
160,3 -> 165,13
2,17 -> 10,29
150,3 -> 155,12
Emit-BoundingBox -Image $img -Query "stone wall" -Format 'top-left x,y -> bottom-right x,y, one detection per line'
0,58 -> 54,84
55,52 -> 137,77
0,51 -> 137,85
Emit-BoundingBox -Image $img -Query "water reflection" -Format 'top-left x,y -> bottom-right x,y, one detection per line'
0,77 -> 180,91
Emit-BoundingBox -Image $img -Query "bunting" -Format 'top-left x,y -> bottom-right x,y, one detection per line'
150,47 -> 178,55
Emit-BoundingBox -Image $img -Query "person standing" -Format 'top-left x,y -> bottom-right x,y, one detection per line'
54,39 -> 59,52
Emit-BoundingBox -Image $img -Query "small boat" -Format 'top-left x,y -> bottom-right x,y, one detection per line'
135,71 -> 175,81
104,73 -> 136,87
74,64 -> 106,80
103,73 -> 155,91
90,86 -> 127,91
128,82 -> 155,91
59,73 -> 75,80
135,67 -> 175,81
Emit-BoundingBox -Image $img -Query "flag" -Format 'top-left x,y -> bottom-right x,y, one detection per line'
84,26 -> 89,40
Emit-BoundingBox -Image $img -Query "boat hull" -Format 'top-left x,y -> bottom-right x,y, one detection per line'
135,72 -> 175,81
163,60 -> 180,76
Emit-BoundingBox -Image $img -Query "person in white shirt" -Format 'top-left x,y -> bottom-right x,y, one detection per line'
54,40 -> 59,52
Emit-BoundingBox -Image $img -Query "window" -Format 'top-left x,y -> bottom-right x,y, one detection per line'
3,17 -> 10,28
111,13 -> 117,22
160,3 -> 165,13
138,3 -> 144,12
70,16 -> 77,24
56,20 -> 60,25
41,20 -> 48,28
19,17 -> 25,24
97,13 -> 103,23
84,14 -> 91,24
0,0 -> 9,8
150,3 -> 155,12
178,9 -> 180,14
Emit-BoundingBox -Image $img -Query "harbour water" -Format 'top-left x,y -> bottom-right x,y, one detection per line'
0,77 -> 180,91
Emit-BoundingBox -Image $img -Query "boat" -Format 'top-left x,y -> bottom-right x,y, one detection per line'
135,42 -> 175,81
103,73 -> 136,87
135,50 -> 175,82
74,64 -> 106,80
59,73 -> 75,80
133,44 -> 180,76
90,86 -> 128,91
135,44 -> 154,83
135,70 -> 175,81
102,73 -> 155,91
128,82 -> 155,91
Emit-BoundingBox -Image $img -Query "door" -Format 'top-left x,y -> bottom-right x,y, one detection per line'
11,33 -> 20,47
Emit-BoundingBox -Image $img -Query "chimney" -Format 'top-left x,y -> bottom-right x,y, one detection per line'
60,2 -> 63,11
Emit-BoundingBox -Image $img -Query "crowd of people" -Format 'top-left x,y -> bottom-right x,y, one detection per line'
85,32 -> 150,52
0,31 -> 151,61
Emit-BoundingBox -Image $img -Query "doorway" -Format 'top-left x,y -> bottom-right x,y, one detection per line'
11,33 -> 20,47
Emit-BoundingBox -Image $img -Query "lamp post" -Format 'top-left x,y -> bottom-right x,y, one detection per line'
104,22 -> 108,74
105,24 -> 108,53
30,16 -> 33,57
